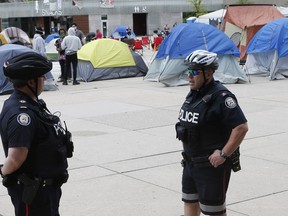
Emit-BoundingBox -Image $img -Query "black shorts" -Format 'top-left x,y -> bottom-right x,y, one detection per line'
182,161 -> 232,215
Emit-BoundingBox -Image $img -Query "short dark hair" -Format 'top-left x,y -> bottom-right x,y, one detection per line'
58,28 -> 66,34
10,79 -> 29,88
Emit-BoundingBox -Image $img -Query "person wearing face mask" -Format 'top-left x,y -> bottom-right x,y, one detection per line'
55,28 -> 67,82
175,50 -> 248,216
71,23 -> 85,45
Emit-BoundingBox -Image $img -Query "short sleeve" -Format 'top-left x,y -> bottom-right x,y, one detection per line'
7,111 -> 37,149
218,93 -> 247,129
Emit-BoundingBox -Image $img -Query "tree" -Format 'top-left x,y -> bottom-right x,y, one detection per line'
187,0 -> 207,17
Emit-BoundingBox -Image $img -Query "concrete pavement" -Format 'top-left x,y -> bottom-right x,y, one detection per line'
1,48 -> 288,215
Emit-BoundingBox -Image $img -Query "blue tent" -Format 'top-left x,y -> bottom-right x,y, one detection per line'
247,18 -> 288,57
156,23 -> 240,59
245,18 -> 288,80
111,26 -> 136,39
0,44 -> 57,94
144,23 -> 247,86
45,33 -> 59,43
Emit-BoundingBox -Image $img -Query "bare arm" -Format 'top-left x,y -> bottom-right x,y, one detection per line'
1,147 -> 28,176
222,122 -> 248,156
209,122 -> 248,167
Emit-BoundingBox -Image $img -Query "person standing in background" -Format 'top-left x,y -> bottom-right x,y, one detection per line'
32,27 -> 46,57
54,28 -> 67,82
71,23 -> 85,45
96,29 -> 103,39
61,27 -> 82,85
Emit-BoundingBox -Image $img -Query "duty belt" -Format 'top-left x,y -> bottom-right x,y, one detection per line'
181,152 -> 212,168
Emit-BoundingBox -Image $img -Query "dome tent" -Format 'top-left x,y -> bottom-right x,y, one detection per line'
1,27 -> 31,47
45,38 -> 58,60
222,4 -> 284,60
77,39 -> 148,82
111,26 -> 136,39
45,33 -> 59,43
0,44 -> 57,95
144,23 -> 248,86
245,18 -> 288,80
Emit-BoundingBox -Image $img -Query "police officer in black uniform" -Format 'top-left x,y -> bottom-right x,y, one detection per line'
0,52 -> 73,216
175,50 -> 248,216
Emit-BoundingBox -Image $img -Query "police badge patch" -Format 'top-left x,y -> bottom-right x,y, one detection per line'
225,97 -> 237,108
17,113 -> 31,126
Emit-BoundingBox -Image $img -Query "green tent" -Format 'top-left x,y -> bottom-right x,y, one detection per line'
77,38 -> 148,81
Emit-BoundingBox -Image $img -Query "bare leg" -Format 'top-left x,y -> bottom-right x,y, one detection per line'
184,202 -> 227,216
216,213 -> 227,216
184,202 -> 201,216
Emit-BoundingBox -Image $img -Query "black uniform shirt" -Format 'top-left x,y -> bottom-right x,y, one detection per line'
0,90 -> 38,155
0,90 -> 68,178
178,80 -> 247,156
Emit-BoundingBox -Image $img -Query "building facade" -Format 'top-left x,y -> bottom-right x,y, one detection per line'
0,0 -> 286,38
0,0 -> 223,37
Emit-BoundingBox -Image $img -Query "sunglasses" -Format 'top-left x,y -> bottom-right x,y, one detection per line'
187,69 -> 201,76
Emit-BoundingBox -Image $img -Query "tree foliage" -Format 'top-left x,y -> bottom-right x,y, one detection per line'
187,0 -> 207,17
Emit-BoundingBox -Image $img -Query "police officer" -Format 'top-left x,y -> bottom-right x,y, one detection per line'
176,50 -> 248,216
0,52 -> 73,216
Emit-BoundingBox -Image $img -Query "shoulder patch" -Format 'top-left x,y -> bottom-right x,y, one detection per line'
17,113 -> 31,126
224,97 -> 237,109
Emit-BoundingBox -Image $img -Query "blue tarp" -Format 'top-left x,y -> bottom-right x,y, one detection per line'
247,18 -> 288,58
156,23 -> 240,59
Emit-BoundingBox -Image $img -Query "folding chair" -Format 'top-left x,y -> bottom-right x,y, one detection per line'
153,36 -> 162,51
141,36 -> 150,49
133,39 -> 143,55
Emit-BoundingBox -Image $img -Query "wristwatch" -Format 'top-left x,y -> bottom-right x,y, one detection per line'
220,150 -> 228,159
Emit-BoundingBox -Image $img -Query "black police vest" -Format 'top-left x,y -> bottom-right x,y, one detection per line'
178,82 -> 233,156
19,101 -> 68,179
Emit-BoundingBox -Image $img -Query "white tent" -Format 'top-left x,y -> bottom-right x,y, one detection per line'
45,38 -> 58,60
277,6 -> 288,17
196,9 -> 226,25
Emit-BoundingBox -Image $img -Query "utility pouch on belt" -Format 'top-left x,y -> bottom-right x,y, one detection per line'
63,121 -> 74,158
175,122 -> 187,142
18,173 -> 40,204
2,175 -> 18,188
229,148 -> 241,172
181,152 -> 212,168
191,156 -> 212,168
